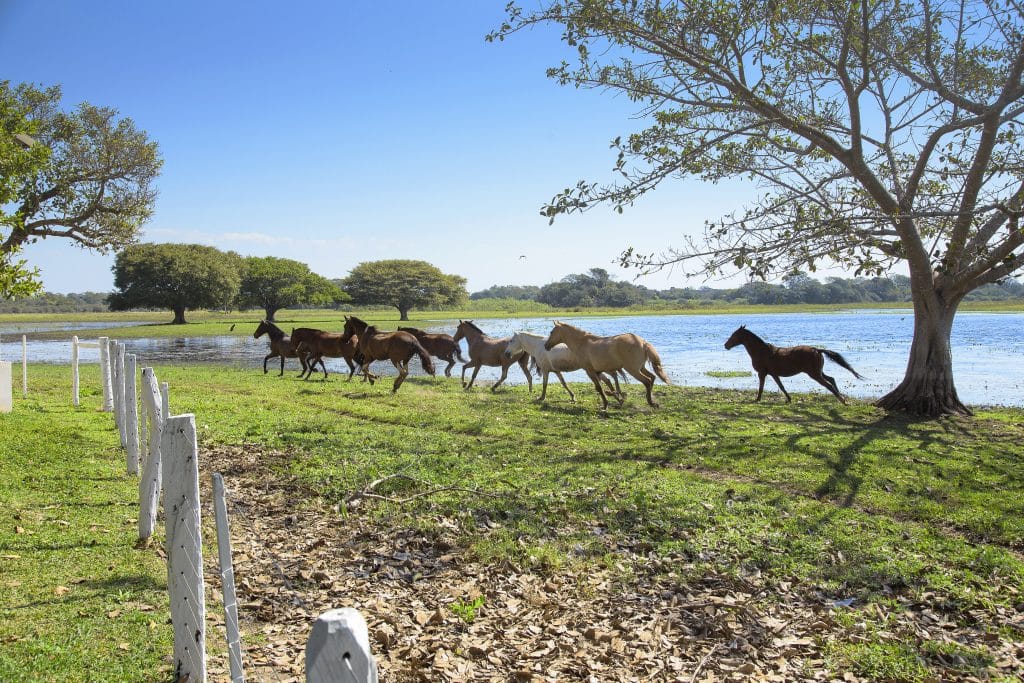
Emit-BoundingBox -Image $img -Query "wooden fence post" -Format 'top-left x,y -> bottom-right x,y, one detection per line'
138,368 -> 163,543
99,336 -> 112,412
21,335 -> 26,398
212,473 -> 245,683
162,414 -> 207,683
72,336 -> 80,407
161,381 -> 170,420
306,609 -> 378,683
124,354 -> 140,475
115,343 -> 128,448
0,361 -> 11,414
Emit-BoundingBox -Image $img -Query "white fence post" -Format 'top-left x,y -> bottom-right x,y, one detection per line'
72,336 -> 80,407
124,354 -> 140,475
99,336 -> 112,412
306,609 -> 378,683
114,342 -> 127,448
138,368 -> 163,543
21,335 -> 26,398
212,473 -> 245,683
161,381 -> 170,420
162,414 -> 207,683
0,361 -> 11,414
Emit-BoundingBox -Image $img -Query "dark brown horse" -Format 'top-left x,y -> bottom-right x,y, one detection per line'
254,320 -> 320,376
341,316 -> 436,393
724,325 -> 863,404
290,327 -> 363,381
397,326 -> 467,377
452,320 -> 533,392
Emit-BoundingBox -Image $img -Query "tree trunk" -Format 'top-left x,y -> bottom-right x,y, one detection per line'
875,290 -> 971,417
171,306 -> 187,325
265,306 -> 277,322
398,306 -> 410,321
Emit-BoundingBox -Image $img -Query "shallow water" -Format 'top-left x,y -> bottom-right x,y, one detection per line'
2,311 -> 1022,407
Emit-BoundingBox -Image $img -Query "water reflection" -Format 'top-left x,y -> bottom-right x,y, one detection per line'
3,311 -> 1022,407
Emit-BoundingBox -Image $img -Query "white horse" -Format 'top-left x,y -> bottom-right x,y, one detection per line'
504,331 -> 623,402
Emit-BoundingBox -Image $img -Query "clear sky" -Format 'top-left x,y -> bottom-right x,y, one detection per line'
1,0 -> 758,294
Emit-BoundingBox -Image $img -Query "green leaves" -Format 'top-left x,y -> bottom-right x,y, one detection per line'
340,260 -> 468,318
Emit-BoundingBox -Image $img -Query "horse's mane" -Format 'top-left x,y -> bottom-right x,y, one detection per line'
738,326 -> 768,346
460,320 -> 485,335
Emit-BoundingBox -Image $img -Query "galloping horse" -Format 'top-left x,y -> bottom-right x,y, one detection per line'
724,325 -> 863,404
340,316 -> 436,393
397,326 -> 467,377
452,320 -> 533,392
544,321 -> 670,410
290,327 -> 364,380
254,320 -> 320,377
504,331 -> 623,403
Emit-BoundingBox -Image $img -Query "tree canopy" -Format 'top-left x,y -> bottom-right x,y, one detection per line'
0,81 -> 162,299
341,259 -> 467,320
493,0 -> 1024,416
238,256 -> 347,321
108,243 -> 241,324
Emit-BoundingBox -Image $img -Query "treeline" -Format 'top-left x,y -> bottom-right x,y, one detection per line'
470,268 -> 1024,308
0,291 -> 110,313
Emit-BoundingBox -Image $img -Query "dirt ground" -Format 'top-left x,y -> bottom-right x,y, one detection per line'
197,445 -> 1022,682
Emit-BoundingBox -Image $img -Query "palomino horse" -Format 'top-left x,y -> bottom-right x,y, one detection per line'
340,316 -> 435,393
504,331 -> 623,403
290,327 -> 363,381
544,321 -> 671,409
724,325 -> 863,404
397,326 -> 467,377
254,320 -> 320,377
452,320 -> 533,392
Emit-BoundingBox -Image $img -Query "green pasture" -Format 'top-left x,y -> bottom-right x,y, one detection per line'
2,364 -> 1023,681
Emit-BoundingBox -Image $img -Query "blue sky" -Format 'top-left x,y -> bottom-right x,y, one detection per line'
2,0 -> 756,294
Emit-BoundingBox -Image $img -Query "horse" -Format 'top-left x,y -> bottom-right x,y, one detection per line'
253,320 -> 320,377
340,316 -> 436,393
544,321 -> 671,410
290,327 -> 363,381
504,331 -> 624,403
452,320 -> 533,392
724,325 -> 863,404
397,326 -> 467,377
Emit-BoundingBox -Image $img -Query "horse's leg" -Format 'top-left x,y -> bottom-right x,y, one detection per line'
344,356 -> 356,381
755,372 -> 767,401
444,357 -> 455,377
392,359 -> 407,393
771,375 -> 791,402
554,371 -> 575,402
517,355 -> 533,392
624,367 -> 656,407
491,363 -> 511,392
585,369 -> 609,410
461,362 -> 473,388
465,364 -> 482,390
598,373 -> 616,398
362,361 -> 375,385
809,370 -> 846,403
263,352 -> 274,374
279,354 -> 285,377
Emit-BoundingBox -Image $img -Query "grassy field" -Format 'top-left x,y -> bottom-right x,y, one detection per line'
2,364 -> 1023,681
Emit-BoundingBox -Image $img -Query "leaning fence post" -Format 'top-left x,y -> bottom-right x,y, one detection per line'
113,342 -> 126,444
72,336 -> 80,407
161,381 -> 170,420
162,414 -> 207,683
124,354 -> 140,475
138,368 -> 163,543
99,336 -> 112,412
306,609 -> 378,683
21,335 -> 26,398
213,474 -> 245,683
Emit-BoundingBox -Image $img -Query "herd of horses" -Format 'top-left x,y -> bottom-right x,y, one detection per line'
254,317 -> 863,409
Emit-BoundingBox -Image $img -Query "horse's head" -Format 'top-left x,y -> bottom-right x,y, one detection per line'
724,325 -> 747,350
544,321 -> 566,351
340,315 -> 363,343
253,320 -> 268,339
452,320 -> 469,344
504,332 -> 524,359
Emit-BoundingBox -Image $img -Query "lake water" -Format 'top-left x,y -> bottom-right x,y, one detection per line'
2,311 -> 1022,407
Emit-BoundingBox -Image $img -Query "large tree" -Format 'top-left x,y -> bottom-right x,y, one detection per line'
109,243 -> 241,324
238,255 -> 347,321
0,81 -> 161,298
341,259 -> 467,320
494,0 -> 1024,416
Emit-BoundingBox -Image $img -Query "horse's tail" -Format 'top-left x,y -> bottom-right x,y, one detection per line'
821,349 -> 864,379
644,342 -> 672,385
453,343 -> 467,364
529,356 -> 541,377
413,339 -> 436,376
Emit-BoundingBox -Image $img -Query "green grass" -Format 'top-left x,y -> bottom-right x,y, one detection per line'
704,369 -> 752,378
3,364 -> 1023,680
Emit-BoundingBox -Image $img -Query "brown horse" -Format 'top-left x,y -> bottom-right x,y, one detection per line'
341,316 -> 436,393
254,320 -> 320,377
290,327 -> 363,381
452,320 -> 533,392
724,325 -> 863,404
544,321 -> 670,409
397,326 -> 467,377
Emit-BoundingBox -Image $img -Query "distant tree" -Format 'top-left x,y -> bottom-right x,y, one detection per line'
340,259 -> 467,320
238,256 -> 347,321
470,284 -> 541,300
1,81 -> 161,299
108,243 -> 241,324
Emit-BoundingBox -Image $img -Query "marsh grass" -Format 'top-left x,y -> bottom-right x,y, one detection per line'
3,364 -> 1023,680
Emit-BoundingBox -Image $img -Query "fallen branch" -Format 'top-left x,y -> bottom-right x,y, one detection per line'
345,473 -> 503,505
